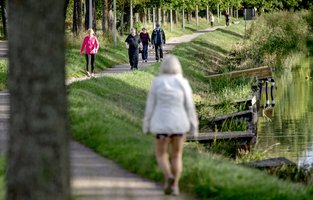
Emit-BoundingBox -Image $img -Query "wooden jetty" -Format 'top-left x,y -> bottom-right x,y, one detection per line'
209,108 -> 257,125
206,95 -> 256,110
186,130 -> 254,142
243,157 -> 294,168
205,66 -> 274,80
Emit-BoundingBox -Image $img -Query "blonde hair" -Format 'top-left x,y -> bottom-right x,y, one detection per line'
87,28 -> 94,35
160,54 -> 183,75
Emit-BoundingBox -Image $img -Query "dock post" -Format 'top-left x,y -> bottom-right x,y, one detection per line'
271,78 -> 275,107
265,80 -> 269,107
259,81 -> 263,100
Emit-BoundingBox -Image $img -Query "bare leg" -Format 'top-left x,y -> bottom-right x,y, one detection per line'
170,136 -> 185,186
155,138 -> 172,177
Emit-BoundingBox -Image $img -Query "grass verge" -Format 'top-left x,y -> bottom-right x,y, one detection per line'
68,22 -> 313,199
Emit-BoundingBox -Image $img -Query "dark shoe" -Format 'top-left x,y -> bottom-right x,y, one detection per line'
145,60 -> 147,62
164,175 -> 175,195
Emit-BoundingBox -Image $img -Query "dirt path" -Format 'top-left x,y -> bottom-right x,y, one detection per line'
0,23 -> 239,199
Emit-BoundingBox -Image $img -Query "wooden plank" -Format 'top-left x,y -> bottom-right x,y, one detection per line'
205,66 -> 272,80
244,157 -> 294,168
186,130 -> 254,141
209,109 -> 253,122
205,95 -> 256,110
232,95 -> 256,107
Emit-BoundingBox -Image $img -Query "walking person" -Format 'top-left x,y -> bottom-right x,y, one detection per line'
80,28 -> 99,78
151,24 -> 166,62
140,27 -> 151,63
143,54 -> 198,196
125,28 -> 142,70
225,12 -> 230,26
210,13 -> 214,27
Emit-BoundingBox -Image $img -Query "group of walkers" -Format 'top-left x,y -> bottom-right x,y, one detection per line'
125,23 -> 166,70
80,13 -> 232,75
80,23 -> 166,75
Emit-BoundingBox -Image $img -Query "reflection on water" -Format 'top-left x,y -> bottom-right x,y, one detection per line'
258,57 -> 313,166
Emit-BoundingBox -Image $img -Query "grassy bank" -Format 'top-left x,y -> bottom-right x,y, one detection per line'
68,22 -> 313,199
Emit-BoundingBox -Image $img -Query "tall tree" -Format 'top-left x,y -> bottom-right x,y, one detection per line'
0,0 -> 7,37
102,0 -> 107,32
108,0 -> 114,31
85,0 -> 89,30
85,0 -> 96,31
7,0 -> 70,199
120,3 -> 124,35
92,0 -> 97,32
73,0 -> 83,35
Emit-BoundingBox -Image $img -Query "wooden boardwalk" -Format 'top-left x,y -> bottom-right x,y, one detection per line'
205,66 -> 273,80
186,130 -> 254,141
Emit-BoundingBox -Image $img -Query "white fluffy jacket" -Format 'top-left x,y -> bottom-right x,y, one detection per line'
143,74 -> 198,137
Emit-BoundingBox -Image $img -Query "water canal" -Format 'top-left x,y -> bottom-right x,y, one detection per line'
258,57 -> 313,166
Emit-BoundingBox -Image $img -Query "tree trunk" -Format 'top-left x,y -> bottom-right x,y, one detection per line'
174,10 -> 178,24
140,8 -> 146,24
7,0 -> 70,199
0,0 -> 7,37
107,0 -> 113,31
92,0 -> 96,33
102,0 -> 107,32
157,8 -> 161,24
148,8 -> 150,23
73,0 -> 83,35
120,3 -> 124,36
162,9 -> 166,25
134,13 -> 139,23
85,0 -> 89,30
187,11 -> 192,22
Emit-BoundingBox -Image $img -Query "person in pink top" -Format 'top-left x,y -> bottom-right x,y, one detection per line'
80,28 -> 99,77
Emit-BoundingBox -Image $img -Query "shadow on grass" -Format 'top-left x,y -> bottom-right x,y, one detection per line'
218,28 -> 244,38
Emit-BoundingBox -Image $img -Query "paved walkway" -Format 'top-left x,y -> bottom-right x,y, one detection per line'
0,22 -> 239,199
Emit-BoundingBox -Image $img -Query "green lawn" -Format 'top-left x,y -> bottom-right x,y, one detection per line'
68,21 -> 313,199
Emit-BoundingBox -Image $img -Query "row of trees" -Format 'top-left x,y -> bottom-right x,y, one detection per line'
67,0 -> 311,36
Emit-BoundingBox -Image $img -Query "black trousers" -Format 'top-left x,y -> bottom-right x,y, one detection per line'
128,47 -> 139,69
211,22 -> 213,27
85,54 -> 96,73
226,19 -> 229,26
155,43 -> 163,60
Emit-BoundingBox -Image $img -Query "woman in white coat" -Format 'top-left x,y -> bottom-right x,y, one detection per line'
143,54 -> 198,196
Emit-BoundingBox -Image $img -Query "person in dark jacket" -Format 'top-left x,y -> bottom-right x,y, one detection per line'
225,12 -> 230,26
140,27 -> 151,63
125,28 -> 142,70
151,24 -> 166,62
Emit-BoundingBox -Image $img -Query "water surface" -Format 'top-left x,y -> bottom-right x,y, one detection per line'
258,57 -> 313,166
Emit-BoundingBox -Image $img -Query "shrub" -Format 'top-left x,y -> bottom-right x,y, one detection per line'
230,11 -> 311,69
